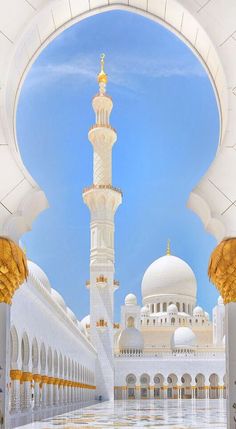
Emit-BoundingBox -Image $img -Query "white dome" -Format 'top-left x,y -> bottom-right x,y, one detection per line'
193,306 -> 204,316
66,307 -> 77,324
27,260 -> 51,292
167,304 -> 178,314
81,314 -> 90,329
141,255 -> 197,302
118,327 -> 144,351
218,295 -> 224,305
171,327 -> 196,349
204,311 -> 209,320
141,305 -> 150,316
125,293 -> 137,306
51,288 -> 67,311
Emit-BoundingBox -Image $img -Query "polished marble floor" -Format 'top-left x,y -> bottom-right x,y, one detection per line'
16,399 -> 226,428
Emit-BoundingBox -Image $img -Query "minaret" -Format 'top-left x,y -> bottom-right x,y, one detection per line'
83,54 -> 122,401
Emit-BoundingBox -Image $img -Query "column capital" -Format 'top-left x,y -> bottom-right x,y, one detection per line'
21,372 -> 32,382
0,237 -> 28,304
33,374 -> 42,383
10,370 -> 22,380
208,238 -> 236,303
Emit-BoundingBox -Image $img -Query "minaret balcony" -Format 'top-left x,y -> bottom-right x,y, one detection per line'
113,279 -> 120,291
113,323 -> 120,329
92,93 -> 112,102
96,275 -> 108,288
96,319 -> 108,332
88,124 -> 117,147
89,124 -> 116,133
83,183 -> 122,196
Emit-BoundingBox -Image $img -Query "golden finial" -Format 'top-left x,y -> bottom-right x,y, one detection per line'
97,53 -> 108,85
167,239 -> 171,256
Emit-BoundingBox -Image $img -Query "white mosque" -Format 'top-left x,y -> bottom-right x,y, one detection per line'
8,56 -> 225,427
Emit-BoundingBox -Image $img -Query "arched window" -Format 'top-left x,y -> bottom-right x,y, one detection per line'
127,316 -> 135,328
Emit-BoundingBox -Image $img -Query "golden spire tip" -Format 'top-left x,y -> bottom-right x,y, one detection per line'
167,239 -> 171,256
98,53 -> 108,85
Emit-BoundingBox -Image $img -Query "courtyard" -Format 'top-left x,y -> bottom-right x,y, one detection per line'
16,399 -> 226,428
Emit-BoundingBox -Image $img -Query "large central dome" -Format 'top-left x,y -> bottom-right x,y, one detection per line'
141,254 -> 197,302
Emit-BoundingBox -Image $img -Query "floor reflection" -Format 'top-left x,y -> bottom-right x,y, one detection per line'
16,399 -> 226,428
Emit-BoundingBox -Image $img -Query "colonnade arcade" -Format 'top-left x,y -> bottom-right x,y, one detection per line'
9,326 -> 95,420
114,373 -> 226,400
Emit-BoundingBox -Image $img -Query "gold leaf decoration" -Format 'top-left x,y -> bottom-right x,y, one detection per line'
208,238 -> 236,304
0,237 -> 28,304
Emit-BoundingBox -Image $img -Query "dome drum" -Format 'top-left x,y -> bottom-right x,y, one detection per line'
145,298 -> 196,316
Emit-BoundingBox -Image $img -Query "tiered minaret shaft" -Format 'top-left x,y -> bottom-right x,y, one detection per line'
83,55 -> 122,401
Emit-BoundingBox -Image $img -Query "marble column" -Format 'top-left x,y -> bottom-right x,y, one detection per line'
205,384 -> 209,400
10,370 -> 22,413
53,379 -> 59,406
41,376 -> 48,407
149,386 -> 154,399
177,386 -> 181,400
47,377 -> 53,407
63,382 -> 67,404
58,380 -> 63,405
0,304 -> 11,428
163,385 -> 168,399
75,383 -> 78,402
71,382 -> 74,403
21,372 -> 32,410
33,374 -> 41,409
225,302 -> 236,428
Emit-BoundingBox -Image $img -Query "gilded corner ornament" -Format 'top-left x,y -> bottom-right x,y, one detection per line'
0,237 -> 28,304
208,237 -> 236,304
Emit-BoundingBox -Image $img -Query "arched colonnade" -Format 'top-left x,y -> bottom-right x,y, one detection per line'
114,372 -> 226,400
9,326 -> 95,416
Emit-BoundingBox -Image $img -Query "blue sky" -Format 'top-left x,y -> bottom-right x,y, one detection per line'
17,10 -> 219,321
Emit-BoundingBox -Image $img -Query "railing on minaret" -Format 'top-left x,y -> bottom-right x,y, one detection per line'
83,54 -> 122,401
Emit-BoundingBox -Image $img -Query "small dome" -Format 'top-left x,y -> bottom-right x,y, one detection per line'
193,306 -> 204,316
204,311 -> 209,320
167,304 -> 178,314
81,314 -> 90,330
125,293 -> 137,306
118,327 -> 144,351
66,307 -> 77,324
27,260 -> 51,292
171,327 -> 196,349
51,288 -> 67,311
141,305 -> 150,316
141,255 -> 197,302
218,295 -> 224,305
